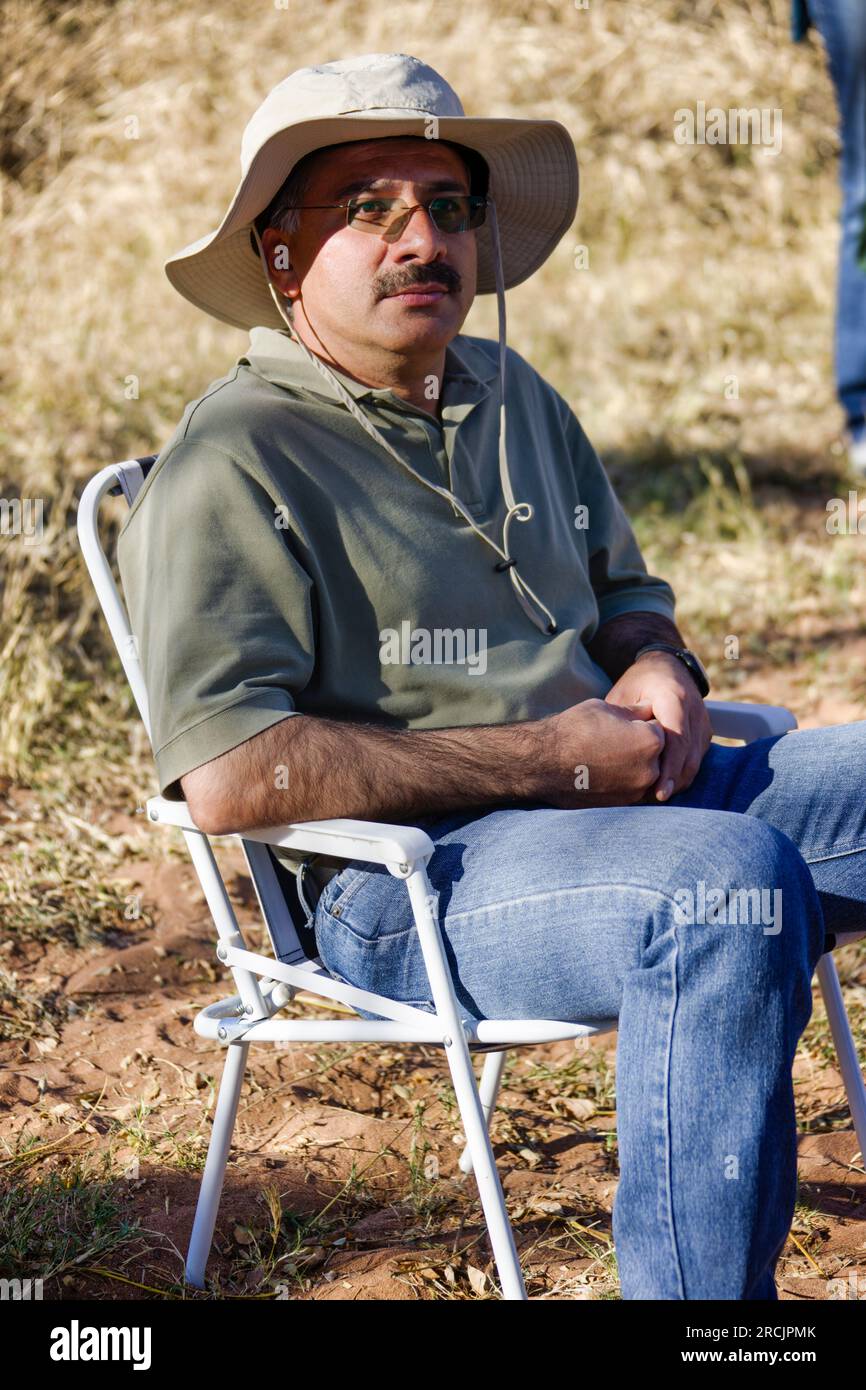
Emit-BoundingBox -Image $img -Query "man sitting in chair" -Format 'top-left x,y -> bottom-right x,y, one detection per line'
117,53 -> 866,1300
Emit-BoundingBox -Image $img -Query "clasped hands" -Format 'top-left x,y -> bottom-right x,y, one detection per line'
604,650 -> 713,802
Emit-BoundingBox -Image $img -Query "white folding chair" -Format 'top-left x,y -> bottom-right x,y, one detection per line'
77,455 -> 866,1300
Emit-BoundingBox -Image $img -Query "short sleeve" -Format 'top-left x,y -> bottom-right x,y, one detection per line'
116,442 -> 315,800
566,412 -> 677,628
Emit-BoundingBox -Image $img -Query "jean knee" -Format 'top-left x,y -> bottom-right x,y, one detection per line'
682,814 -> 824,964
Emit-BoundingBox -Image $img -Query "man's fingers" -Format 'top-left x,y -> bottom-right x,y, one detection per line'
621,701 -> 656,720
652,738 -> 689,801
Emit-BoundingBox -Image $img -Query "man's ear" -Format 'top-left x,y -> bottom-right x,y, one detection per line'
253,227 -> 293,275
270,238 -> 292,273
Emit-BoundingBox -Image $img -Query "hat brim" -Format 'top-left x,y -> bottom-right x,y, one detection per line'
164,112 -> 578,330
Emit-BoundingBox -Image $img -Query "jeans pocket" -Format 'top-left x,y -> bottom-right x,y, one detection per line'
317,864 -> 385,943
317,864 -> 368,913
312,926 -> 435,1015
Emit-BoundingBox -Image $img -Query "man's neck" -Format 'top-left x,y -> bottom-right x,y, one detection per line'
337,349 -> 446,420
289,320 -> 446,420
380,371 -> 444,420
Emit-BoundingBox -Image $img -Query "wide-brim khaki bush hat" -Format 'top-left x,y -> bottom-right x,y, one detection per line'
165,51 -> 579,331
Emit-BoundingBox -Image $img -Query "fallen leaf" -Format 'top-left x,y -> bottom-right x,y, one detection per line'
527,1195 -> 564,1215
562,1097 -> 596,1122
467,1265 -> 488,1295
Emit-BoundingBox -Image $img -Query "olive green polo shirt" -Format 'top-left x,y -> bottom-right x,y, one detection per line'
116,326 -> 676,869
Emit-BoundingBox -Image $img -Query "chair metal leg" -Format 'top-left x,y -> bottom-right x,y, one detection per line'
441,1038 -> 527,1299
459,1049 -> 508,1175
816,953 -> 866,1161
401,869 -> 526,1299
185,1041 -> 250,1289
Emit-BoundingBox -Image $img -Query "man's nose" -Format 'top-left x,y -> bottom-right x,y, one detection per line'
387,204 -> 447,250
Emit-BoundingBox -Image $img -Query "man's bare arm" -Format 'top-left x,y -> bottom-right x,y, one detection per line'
180,612 -> 686,834
181,713 -> 547,833
179,610 -> 690,834
180,696 -> 669,835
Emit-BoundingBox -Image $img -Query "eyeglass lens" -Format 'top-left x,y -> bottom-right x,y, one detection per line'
347,195 -> 486,235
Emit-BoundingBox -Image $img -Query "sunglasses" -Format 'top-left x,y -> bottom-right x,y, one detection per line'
282,193 -> 489,242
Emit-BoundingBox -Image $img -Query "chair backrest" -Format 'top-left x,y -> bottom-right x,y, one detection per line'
77,456 -> 159,742
76,455 -> 319,966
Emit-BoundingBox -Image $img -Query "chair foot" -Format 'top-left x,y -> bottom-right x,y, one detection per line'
185,1041 -> 250,1289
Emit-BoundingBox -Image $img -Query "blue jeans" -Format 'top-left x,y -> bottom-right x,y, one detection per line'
806,0 -> 866,441
312,719 -> 866,1299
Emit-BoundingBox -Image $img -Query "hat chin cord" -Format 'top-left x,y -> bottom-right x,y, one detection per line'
249,220 -> 558,637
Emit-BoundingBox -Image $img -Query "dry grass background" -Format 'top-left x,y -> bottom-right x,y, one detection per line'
1,0 -> 861,797
0,0 -> 859,784
1,0 -> 865,1302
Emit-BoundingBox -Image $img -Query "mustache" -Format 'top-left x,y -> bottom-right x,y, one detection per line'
377,264 -> 461,297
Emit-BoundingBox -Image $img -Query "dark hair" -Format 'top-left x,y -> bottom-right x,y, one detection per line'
250,137 -> 489,257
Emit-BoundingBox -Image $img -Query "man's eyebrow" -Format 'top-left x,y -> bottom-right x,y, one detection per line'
330,176 -> 470,199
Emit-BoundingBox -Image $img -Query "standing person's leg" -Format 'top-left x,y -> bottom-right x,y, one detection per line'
805,0 -> 866,451
312,798 -> 827,1298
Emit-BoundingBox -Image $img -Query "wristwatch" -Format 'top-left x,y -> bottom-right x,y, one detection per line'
634,643 -> 710,698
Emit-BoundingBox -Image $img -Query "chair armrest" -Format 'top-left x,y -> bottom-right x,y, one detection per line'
145,796 -> 434,871
705,700 -> 797,741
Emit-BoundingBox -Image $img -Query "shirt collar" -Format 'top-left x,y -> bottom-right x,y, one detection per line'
239,325 -> 498,412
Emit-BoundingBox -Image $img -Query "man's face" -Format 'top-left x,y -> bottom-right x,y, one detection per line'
263,137 -> 479,361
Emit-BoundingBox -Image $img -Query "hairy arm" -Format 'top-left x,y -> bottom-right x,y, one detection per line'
181,712 -> 550,834
180,693 -> 674,834
180,611 -> 696,835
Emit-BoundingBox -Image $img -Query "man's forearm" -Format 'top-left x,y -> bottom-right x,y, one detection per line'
184,610 -> 690,834
187,712 -> 551,834
585,611 -> 686,684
